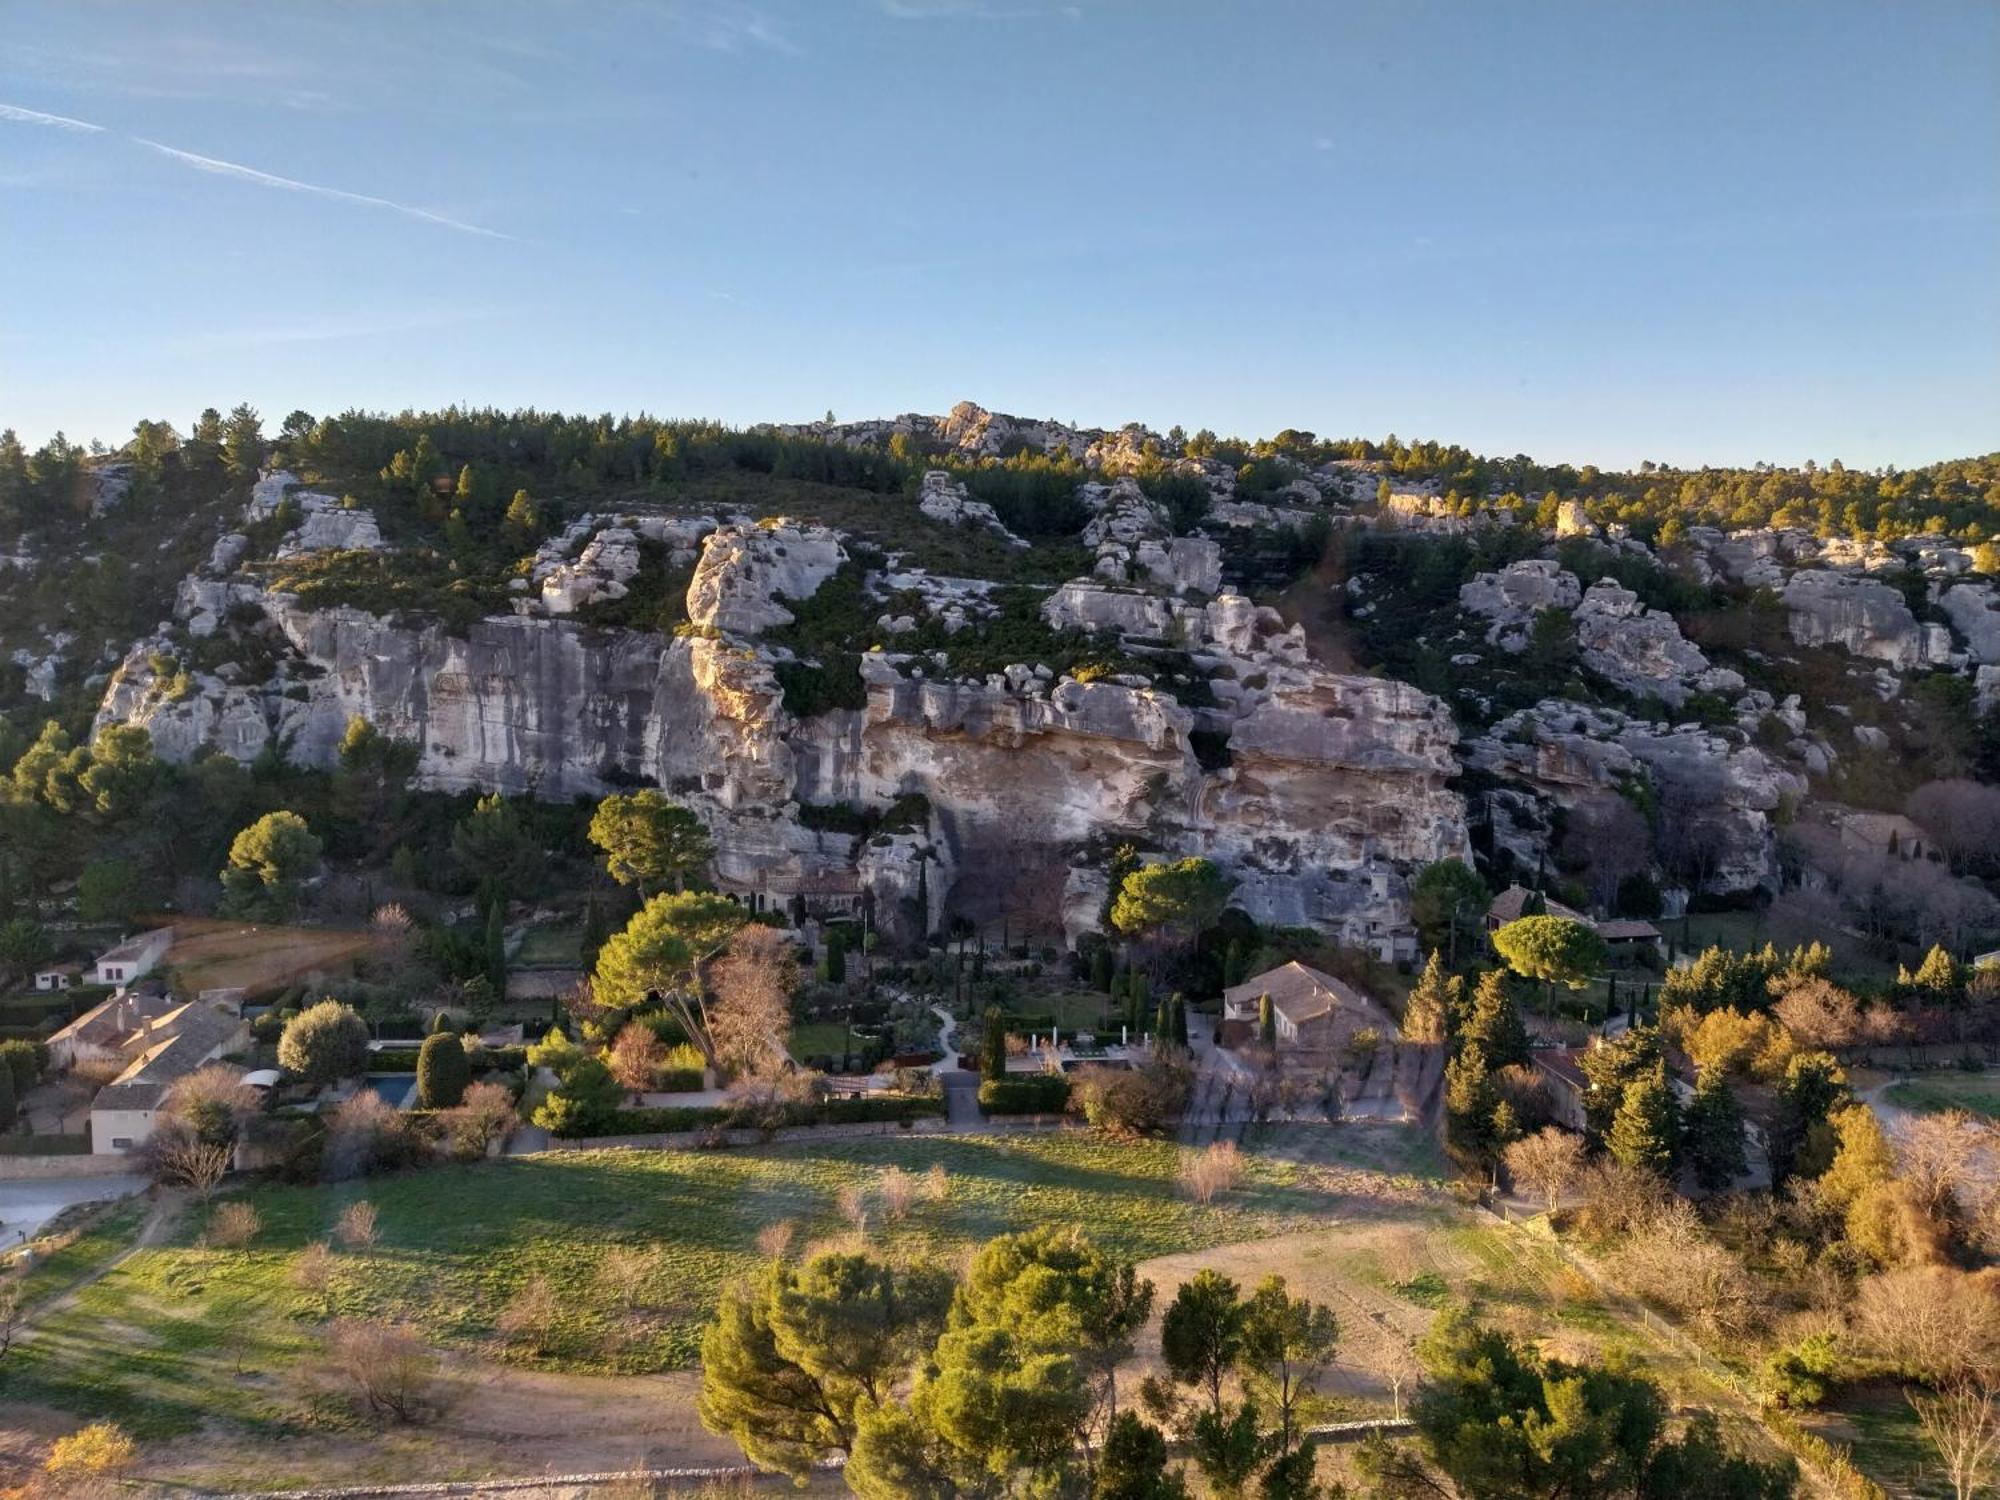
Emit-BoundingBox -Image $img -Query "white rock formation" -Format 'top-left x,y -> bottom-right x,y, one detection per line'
686,521 -> 847,636
1572,579 -> 1743,705
1458,560 -> 1581,650
1940,582 -> 2000,664
1782,570 -> 1941,669
1464,700 -> 1804,894
916,470 -> 1030,548
542,527 -> 640,614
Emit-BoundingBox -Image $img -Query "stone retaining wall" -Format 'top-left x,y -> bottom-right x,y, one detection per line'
0,1151 -> 136,1181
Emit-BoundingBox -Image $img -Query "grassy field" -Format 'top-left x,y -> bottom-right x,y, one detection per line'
786,1020 -> 855,1061
3,1130 -> 1363,1441
1883,1069 -> 2000,1118
165,918 -> 375,998
511,923 -> 580,967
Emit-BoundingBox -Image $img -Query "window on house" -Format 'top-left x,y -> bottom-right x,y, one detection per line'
111,1137 -> 132,1150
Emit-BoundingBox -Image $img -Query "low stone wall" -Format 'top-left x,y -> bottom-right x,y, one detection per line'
0,1151 -> 140,1181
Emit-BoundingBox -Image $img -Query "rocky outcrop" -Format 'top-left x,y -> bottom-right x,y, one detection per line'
1941,582 -> 2000,664
1782,570 -> 1947,669
916,471 -> 1029,548
1464,701 -> 1804,893
1572,580 -> 1743,705
686,521 -> 847,636
1458,560 -> 1581,650
1042,582 -> 1202,641
542,527 -> 640,614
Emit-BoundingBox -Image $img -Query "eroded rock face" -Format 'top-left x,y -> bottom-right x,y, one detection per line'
1782,570 -> 1939,669
1572,579 -> 1743,705
1458,560 -> 1581,650
1464,700 -> 1803,894
686,521 -> 847,636
1941,582 -> 2000,664
916,471 -> 1029,548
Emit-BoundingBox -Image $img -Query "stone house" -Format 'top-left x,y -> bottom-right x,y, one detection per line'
88,999 -> 249,1154
1531,1047 -> 1591,1133
34,964 -> 79,992
1220,961 -> 1398,1053
47,983 -> 179,1071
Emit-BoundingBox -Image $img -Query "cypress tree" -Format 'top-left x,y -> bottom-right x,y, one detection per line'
416,1032 -> 470,1109
485,898 -> 507,993
981,1006 -> 1008,1078
1172,993 -> 1190,1047
0,1062 -> 15,1130
1155,996 -> 1171,1041
1683,1068 -> 1748,1193
1257,992 -> 1276,1046
1129,971 -> 1150,1034
1608,1066 -> 1680,1179
1091,946 -> 1114,993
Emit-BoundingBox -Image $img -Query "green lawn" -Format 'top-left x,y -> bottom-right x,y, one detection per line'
787,1020 -> 857,1062
1884,1070 -> 2000,1119
2,1131 -> 1348,1438
511,923 -> 580,967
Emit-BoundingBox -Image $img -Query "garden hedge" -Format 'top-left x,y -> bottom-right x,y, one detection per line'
977,1074 -> 1073,1115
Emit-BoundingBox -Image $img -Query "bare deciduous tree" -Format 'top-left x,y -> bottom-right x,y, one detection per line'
290,1241 -> 338,1315
597,1245 -> 664,1310
147,1125 -> 232,1201
1906,779 -> 2000,875
754,1219 -> 797,1260
441,1080 -> 518,1160
335,1200 -> 379,1250
496,1273 -> 560,1354
1910,1378 -> 2000,1500
206,1201 -> 262,1248
1177,1141 -> 1246,1205
1504,1127 -> 1587,1217
877,1166 -> 916,1221
1896,1110 -> 1988,1222
607,1021 -> 665,1099
1854,1266 -> 2000,1386
326,1320 -> 438,1423
708,926 -> 797,1079
1613,1200 -> 1766,1340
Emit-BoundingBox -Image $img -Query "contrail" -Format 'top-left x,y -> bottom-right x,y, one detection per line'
134,137 -> 511,240
0,101 -> 107,132
1,100 -> 507,240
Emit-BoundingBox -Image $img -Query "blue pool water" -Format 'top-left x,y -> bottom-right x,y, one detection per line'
365,1073 -> 417,1108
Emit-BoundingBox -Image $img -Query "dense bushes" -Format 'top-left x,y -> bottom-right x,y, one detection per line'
977,1074 -> 1072,1115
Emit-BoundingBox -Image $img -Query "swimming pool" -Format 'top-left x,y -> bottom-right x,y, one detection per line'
364,1073 -> 417,1109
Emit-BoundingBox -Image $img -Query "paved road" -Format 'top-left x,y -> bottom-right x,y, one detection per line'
0,1173 -> 148,1248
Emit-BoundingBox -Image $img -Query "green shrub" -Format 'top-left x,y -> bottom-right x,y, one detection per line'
977,1074 -> 1072,1115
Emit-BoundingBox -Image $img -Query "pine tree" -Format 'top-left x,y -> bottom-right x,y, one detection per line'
1607,1066 -> 1680,1179
1464,970 -> 1530,1068
981,1006 -> 1008,1078
1444,1043 -> 1497,1160
1683,1068 -> 1747,1192
1403,950 -> 1452,1044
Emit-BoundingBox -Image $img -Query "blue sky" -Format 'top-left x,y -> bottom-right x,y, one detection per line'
2,0 -> 1994,469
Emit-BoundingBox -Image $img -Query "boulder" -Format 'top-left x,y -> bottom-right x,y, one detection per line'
1782,570 -> 1936,669
916,470 -> 1030,548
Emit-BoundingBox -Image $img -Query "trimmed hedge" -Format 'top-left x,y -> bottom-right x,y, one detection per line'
977,1075 -> 1073,1115
0,1134 -> 92,1156
657,1067 -> 705,1094
558,1093 -> 947,1140
367,1044 -> 528,1075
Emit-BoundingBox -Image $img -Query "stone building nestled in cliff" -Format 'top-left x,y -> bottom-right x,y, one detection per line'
1219,961 -> 1398,1055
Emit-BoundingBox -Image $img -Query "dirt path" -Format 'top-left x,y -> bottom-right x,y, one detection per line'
17,1190 -> 179,1330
